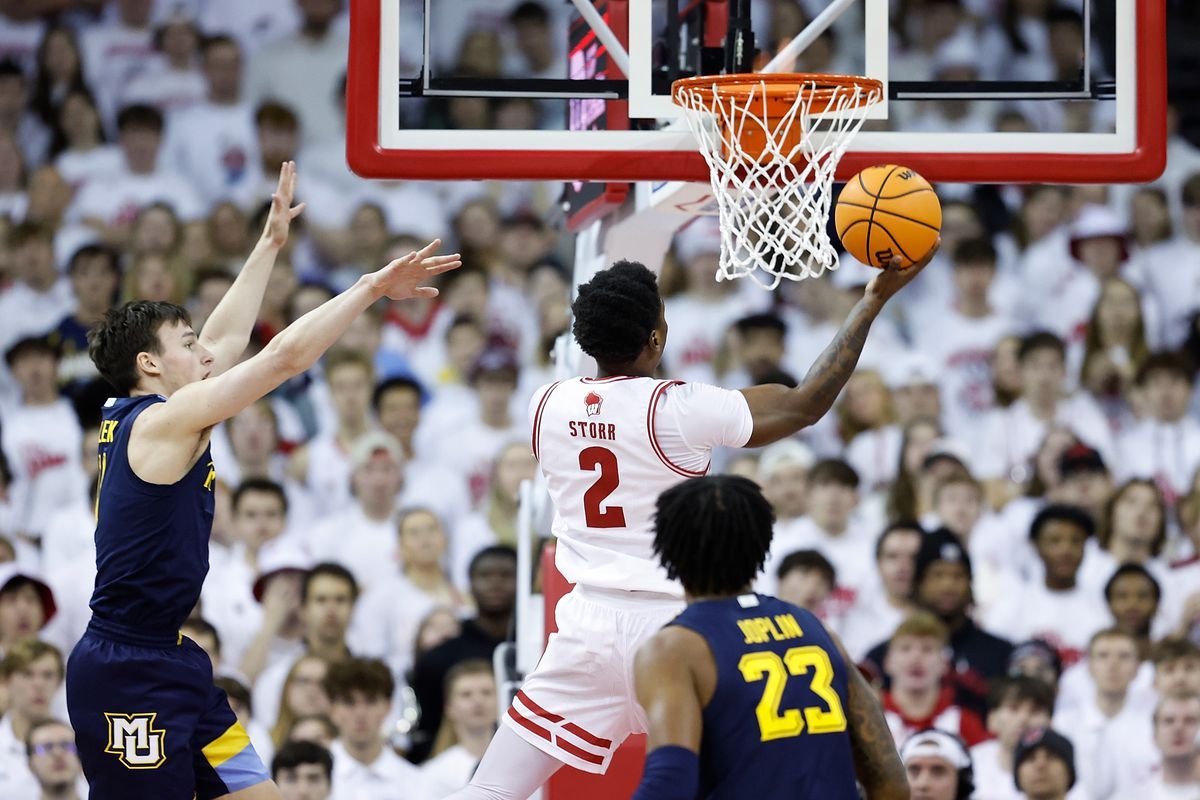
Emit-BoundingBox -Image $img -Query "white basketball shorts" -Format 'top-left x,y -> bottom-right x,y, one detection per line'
502,584 -> 684,773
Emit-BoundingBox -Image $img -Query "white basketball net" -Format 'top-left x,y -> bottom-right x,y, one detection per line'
673,76 -> 882,289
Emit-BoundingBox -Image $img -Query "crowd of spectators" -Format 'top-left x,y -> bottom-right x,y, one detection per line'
0,1 -> 1197,799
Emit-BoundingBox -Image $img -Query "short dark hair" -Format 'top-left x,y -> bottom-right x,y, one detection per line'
952,237 -> 997,266
271,740 -> 333,781
1150,637 -> 1200,666
571,260 -> 661,366
181,617 -> 221,654
1135,350 -> 1195,386
68,244 -> 120,276
0,59 -> 23,82
116,104 -> 164,133
777,549 -> 836,586
1104,562 -> 1162,604
653,475 -> 775,596
468,545 -> 517,579
323,657 -> 395,703
510,1 -> 550,25
875,520 -> 924,559
9,221 -> 51,248
5,336 -> 57,368
232,477 -> 288,515
1029,504 -> 1095,542
302,563 -> 358,603
88,300 -> 191,394
808,459 -> 860,490
986,675 -> 1056,716
1018,331 -> 1065,363
734,313 -> 787,338
215,676 -> 251,714
255,101 -> 298,131
372,376 -> 424,412
201,33 -> 239,57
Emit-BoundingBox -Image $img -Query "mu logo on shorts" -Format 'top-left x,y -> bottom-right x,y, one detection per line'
104,712 -> 166,769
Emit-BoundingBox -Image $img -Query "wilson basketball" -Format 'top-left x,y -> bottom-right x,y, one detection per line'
834,165 -> 942,269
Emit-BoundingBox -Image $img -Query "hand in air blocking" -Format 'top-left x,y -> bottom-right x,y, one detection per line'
261,160 -> 306,248
367,238 -> 463,300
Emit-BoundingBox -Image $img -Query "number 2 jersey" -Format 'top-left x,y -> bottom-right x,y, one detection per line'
530,376 -> 754,596
671,594 -> 859,799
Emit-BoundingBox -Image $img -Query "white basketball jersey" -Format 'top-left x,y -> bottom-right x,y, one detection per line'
530,376 -> 754,595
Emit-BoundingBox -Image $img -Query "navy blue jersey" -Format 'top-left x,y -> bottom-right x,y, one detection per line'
90,394 -> 215,636
671,594 -> 859,799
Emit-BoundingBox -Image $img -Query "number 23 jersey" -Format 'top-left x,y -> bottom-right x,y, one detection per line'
530,377 -> 753,596
672,594 -> 859,799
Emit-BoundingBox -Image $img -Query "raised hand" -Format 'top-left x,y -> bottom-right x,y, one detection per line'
864,237 -> 941,305
262,161 -> 306,248
367,238 -> 463,300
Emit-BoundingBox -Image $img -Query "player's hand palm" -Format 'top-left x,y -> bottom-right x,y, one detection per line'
865,237 -> 940,304
262,161 -> 305,248
368,238 -> 463,300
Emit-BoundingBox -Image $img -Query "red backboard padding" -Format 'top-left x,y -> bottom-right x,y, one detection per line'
540,543 -> 647,799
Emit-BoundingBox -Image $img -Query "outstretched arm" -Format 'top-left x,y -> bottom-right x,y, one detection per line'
143,241 -> 460,444
738,243 -> 939,447
831,632 -> 909,800
199,161 -> 305,375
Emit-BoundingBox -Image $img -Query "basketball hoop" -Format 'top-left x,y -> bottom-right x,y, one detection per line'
671,73 -> 883,289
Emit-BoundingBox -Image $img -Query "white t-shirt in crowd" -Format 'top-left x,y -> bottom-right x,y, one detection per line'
0,400 -> 88,539
79,20 -> 155,123
838,584 -> 907,662
66,163 -> 204,226
329,739 -> 427,800
244,22 -> 350,145
973,397 -> 1116,483
845,425 -> 902,494
756,514 -> 878,613
1052,700 -> 1157,800
532,376 -> 754,596
914,307 -> 1013,445
429,417 -> 527,508
1116,417 -> 1200,502
983,580 -> 1112,667
663,291 -> 768,386
969,739 -> 1021,800
121,60 -> 208,114
0,715 -> 37,799
301,430 -> 358,519
162,101 -> 258,208
350,574 -> 438,678
1133,236 -> 1200,348
420,744 -> 480,797
196,0 -> 301,56
308,506 -> 397,592
55,145 -> 124,194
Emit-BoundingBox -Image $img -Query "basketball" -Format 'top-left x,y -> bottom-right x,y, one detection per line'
834,165 -> 942,269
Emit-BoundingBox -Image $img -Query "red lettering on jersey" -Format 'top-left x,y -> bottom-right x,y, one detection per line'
567,421 -> 617,441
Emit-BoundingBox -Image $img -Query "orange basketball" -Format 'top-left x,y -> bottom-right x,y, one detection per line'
834,165 -> 942,269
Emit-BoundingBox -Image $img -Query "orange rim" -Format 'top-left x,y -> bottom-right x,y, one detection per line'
672,73 -> 883,116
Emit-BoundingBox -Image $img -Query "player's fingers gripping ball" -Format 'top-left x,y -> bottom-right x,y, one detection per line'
835,165 -> 942,269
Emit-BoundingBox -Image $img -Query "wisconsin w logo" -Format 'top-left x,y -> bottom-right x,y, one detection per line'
104,713 -> 166,769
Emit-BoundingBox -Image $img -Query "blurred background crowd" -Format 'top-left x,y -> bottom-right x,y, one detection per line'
0,1 -> 1197,799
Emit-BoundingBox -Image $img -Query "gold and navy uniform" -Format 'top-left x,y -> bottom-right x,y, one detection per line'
66,395 -> 269,799
670,593 -> 859,799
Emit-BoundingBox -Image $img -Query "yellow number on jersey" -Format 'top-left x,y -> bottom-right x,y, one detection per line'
94,452 -> 108,521
738,645 -> 848,742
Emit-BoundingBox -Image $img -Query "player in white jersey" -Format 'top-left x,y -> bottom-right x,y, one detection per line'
448,252 -> 936,799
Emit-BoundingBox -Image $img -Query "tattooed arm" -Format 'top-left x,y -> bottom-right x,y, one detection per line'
832,632 -> 910,800
739,242 -> 939,447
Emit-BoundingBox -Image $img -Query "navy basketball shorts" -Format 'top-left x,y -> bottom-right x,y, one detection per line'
67,628 -> 270,799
